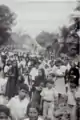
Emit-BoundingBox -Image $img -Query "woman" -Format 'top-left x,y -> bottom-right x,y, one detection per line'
16,70 -> 25,93
30,69 -> 46,115
33,68 -> 46,88
5,60 -> 19,99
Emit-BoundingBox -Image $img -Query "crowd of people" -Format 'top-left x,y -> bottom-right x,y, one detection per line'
0,49 -> 79,120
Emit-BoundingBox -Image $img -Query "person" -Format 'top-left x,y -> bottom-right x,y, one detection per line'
0,71 -> 8,105
17,70 -> 25,93
64,69 -> 69,93
20,58 -> 26,74
5,60 -> 19,99
7,84 -> 30,120
31,69 -> 46,104
71,87 -> 80,120
4,60 -> 10,76
0,56 -> 4,71
54,94 -> 70,120
68,61 -> 79,87
1,52 -> 7,70
66,82 -> 77,114
33,68 -> 46,89
30,62 -> 39,83
40,79 -> 58,120
0,105 -> 11,120
24,103 -> 43,120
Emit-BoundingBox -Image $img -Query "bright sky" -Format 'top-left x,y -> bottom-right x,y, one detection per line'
0,0 -> 77,38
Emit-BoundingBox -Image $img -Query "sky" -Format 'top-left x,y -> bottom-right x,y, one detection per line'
0,0 -> 77,38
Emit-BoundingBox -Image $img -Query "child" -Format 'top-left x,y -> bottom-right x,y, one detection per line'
54,93 -> 70,120
0,105 -> 11,120
40,79 -> 58,120
24,103 -> 43,120
7,84 -> 30,120
71,88 -> 80,120
67,83 -> 77,109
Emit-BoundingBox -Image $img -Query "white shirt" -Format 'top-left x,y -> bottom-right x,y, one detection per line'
75,87 -> 80,98
30,67 -> 38,81
52,65 -> 58,74
0,95 -> 8,105
0,78 -> 7,94
60,65 -> 67,74
7,96 -> 29,120
4,65 -> 9,73
66,63 -> 71,70
40,87 -> 58,102
0,57 -> 3,68
21,60 -> 26,68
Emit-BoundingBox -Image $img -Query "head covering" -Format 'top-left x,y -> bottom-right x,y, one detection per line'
0,105 -> 10,117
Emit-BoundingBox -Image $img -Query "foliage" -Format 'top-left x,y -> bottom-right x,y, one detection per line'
75,1 -> 80,11
36,31 -> 58,48
59,1 -> 80,57
0,5 -> 16,45
60,26 -> 69,40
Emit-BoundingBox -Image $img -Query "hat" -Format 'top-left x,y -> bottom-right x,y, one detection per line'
0,105 -> 10,117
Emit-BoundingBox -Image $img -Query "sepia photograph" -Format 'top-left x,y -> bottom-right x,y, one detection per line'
0,0 -> 80,120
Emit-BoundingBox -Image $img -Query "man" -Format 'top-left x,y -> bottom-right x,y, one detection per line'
7,84 -> 30,120
68,61 -> 79,87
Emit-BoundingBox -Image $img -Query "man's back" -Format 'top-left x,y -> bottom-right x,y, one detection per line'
7,96 -> 29,120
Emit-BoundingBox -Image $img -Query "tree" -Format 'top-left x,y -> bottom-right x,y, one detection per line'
0,5 -> 16,45
60,26 -> 69,40
75,0 -> 80,11
58,26 -> 70,55
36,31 -> 58,48
59,1 -> 80,56
70,1 -> 80,32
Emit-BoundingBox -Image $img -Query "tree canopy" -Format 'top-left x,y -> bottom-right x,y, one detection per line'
0,5 -> 16,45
36,31 -> 58,48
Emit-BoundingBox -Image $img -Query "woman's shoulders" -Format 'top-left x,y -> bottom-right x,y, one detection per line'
38,116 -> 44,120
24,117 -> 43,120
24,118 -> 29,120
